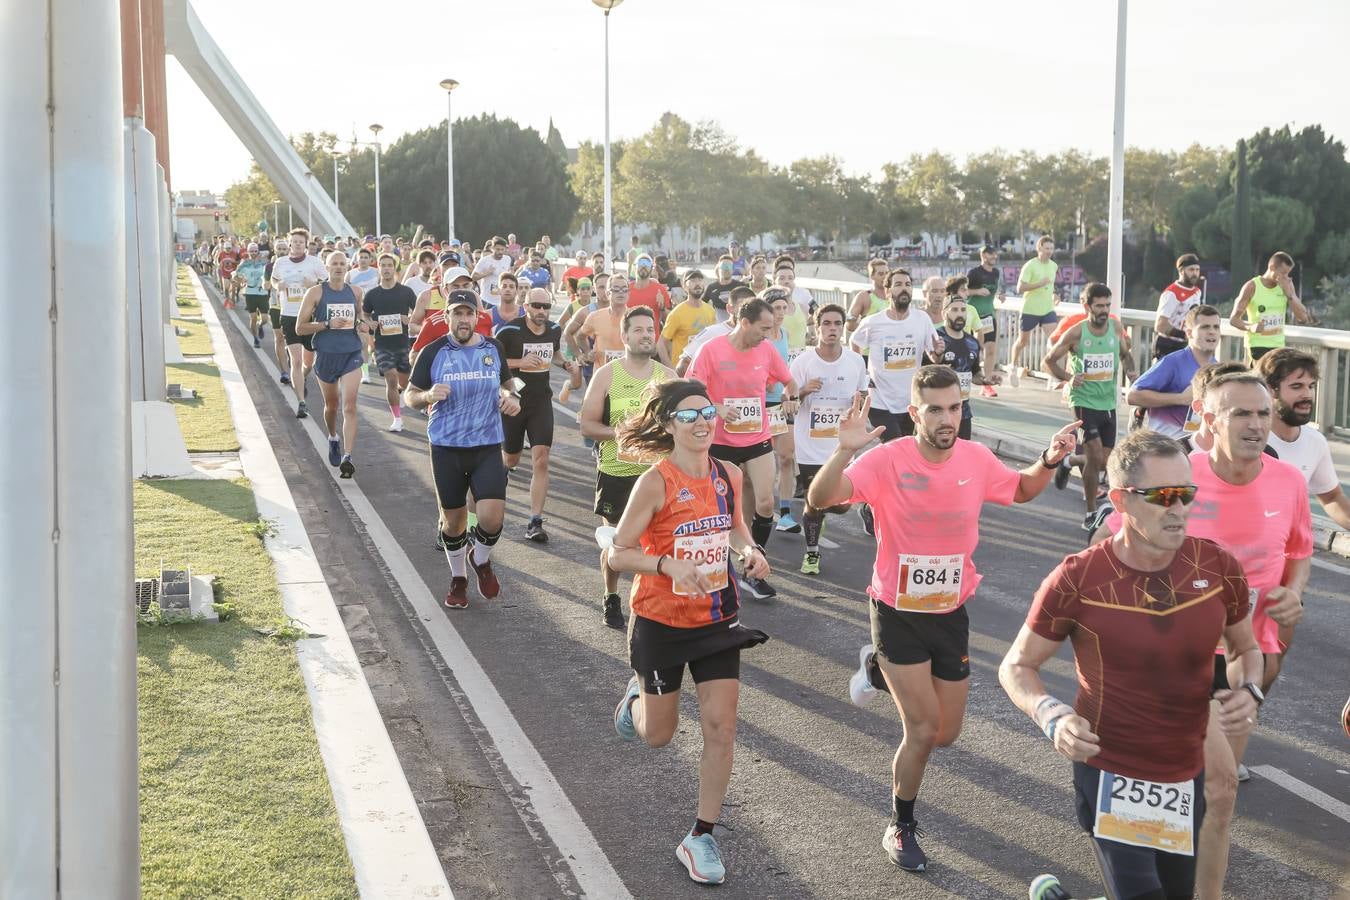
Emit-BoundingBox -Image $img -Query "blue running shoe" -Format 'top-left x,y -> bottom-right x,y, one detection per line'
775,512 -> 801,533
327,437 -> 341,467
614,675 -> 640,742
676,831 -> 726,885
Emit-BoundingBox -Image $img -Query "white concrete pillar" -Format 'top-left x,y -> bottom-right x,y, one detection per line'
126,123 -> 166,401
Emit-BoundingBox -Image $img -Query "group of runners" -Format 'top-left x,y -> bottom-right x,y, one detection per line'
196,232 -> 1343,899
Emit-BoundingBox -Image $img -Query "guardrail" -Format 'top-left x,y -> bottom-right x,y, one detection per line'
548,258 -> 1350,434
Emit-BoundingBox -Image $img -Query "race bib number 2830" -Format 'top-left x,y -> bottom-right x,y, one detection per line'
1093,772 -> 1195,856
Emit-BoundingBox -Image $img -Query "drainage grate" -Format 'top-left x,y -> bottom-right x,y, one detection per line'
134,578 -> 160,613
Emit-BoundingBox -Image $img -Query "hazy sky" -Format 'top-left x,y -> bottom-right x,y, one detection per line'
166,0 -> 1349,193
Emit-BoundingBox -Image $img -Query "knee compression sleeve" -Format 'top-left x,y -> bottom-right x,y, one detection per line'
470,523 -> 502,546
751,513 -> 774,548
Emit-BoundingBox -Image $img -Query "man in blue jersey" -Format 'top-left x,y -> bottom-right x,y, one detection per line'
1126,304 -> 1221,441
405,289 -> 523,608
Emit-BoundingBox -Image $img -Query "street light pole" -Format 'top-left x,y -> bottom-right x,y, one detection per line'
592,0 -> 625,269
272,198 -> 280,235
370,123 -> 383,236
330,149 -> 342,217
439,78 -> 459,241
1106,0 -> 1127,314
304,170 -> 313,229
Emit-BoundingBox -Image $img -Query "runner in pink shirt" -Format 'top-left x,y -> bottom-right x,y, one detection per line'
687,296 -> 797,600
808,365 -> 1079,874
1094,371 -> 1310,897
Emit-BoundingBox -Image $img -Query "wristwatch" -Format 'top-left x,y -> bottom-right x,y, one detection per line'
1039,449 -> 1059,469
1240,682 -> 1265,707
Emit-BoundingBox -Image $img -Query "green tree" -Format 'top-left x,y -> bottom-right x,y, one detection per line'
1314,230 -> 1350,277
1242,124 -> 1350,236
960,150 -> 1013,243
568,140 -> 620,233
615,113 -> 702,244
222,164 -> 279,237
1230,139 -> 1252,291
883,152 -> 964,253
1193,191 -> 1314,274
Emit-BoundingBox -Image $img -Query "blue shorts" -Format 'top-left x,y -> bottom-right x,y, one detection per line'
1020,310 -> 1058,331
314,350 -> 364,384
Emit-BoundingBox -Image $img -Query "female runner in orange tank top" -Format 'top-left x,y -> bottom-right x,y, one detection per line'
607,379 -> 770,886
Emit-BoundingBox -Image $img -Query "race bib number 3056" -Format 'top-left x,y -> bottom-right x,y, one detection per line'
1093,772 -> 1195,856
672,531 -> 730,597
895,553 -> 962,612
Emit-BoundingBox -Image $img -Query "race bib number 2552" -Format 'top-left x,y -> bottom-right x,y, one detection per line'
1093,772 -> 1196,856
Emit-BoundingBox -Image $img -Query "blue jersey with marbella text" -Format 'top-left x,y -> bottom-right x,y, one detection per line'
408,334 -> 511,448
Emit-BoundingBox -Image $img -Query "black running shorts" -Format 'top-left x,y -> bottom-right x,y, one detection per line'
870,599 -> 970,682
430,443 -> 507,510
502,396 -> 554,455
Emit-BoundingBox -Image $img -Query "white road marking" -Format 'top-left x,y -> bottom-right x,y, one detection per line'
1249,766 -> 1350,824
198,279 -> 453,899
1310,555 -> 1350,577
221,303 -> 632,899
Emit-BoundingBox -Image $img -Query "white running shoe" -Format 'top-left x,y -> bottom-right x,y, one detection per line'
1008,365 -> 1020,388
849,643 -> 880,706
388,417 -> 403,432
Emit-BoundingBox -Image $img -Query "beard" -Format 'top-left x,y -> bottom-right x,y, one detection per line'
1276,399 -> 1313,427
920,424 -> 957,450
948,317 -> 966,332
689,287 -> 705,299
891,295 -> 912,312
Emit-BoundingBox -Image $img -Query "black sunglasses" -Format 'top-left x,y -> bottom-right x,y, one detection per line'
528,302 -> 552,310
1120,484 -> 1198,507
670,405 -> 718,424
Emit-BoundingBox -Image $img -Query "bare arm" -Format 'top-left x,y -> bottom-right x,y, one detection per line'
1127,385 -> 1192,408
1280,276 -> 1311,323
1229,281 -> 1254,330
294,287 -> 326,335
1316,486 -> 1350,531
1042,325 -> 1079,382
564,309 -> 592,361
999,625 -> 1100,762
410,288 -> 432,327
577,365 -> 616,442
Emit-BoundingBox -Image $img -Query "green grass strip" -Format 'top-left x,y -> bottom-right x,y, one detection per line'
168,362 -> 240,453
136,479 -> 356,899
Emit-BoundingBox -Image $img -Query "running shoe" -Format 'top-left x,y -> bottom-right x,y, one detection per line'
980,383 -> 998,398
1028,873 -> 1075,900
253,336 -> 261,348
1054,459 -> 1072,490
614,674 -> 640,741
470,555 -> 500,599
1237,764 -> 1251,783
339,454 -> 355,479
280,372 -> 291,385
388,417 -> 403,433
1008,365 -> 1020,388
676,831 -> 726,885
1084,504 -> 1113,536
737,575 -> 776,600
327,437 -> 341,466
360,365 -> 373,385
525,516 -> 548,544
776,512 -> 802,533
859,502 -> 875,537
602,593 -> 625,630
1080,511 -> 1099,532
849,644 -> 880,706
444,577 -> 469,609
800,551 -> 821,575
882,820 -> 927,872
257,324 -> 265,341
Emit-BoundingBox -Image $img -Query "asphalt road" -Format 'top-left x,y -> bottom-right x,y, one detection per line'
215,292 -> 1350,900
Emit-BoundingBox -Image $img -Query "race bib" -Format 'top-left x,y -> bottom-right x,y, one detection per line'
787,346 -> 807,364
1257,313 -> 1283,336
1093,772 -> 1196,856
1082,352 -> 1115,382
327,303 -> 356,328
671,530 -> 730,597
882,339 -> 918,371
979,315 -> 994,332
1183,406 -> 1200,433
896,553 -> 963,612
723,396 -> 763,434
287,284 -> 306,301
808,403 -> 847,439
523,341 -> 554,371
604,349 -> 625,363
378,314 -> 403,336
768,404 -> 790,436
958,371 -> 973,400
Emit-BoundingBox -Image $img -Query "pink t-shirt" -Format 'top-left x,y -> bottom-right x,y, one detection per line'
688,334 -> 793,447
846,438 -> 1020,612
1106,450 -> 1313,652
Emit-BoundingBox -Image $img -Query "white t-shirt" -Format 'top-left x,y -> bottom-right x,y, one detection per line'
789,347 -> 869,464
348,266 -> 379,293
682,321 -> 734,367
271,254 -> 327,317
472,254 -> 513,304
851,309 -> 939,412
404,273 -> 431,298
1155,283 -> 1203,332
1266,426 -> 1339,495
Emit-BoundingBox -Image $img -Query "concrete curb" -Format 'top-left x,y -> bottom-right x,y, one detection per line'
191,270 -> 453,899
972,422 -> 1350,558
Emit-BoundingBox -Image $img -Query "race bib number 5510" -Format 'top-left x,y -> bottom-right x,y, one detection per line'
1093,772 -> 1195,856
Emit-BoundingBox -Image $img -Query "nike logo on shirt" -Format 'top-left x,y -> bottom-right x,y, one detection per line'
1263,510 -> 1280,518
957,478 -> 972,486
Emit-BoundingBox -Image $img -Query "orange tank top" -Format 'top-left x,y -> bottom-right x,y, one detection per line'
630,457 -> 741,628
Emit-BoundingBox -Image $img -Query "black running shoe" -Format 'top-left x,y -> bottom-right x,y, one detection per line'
883,820 -> 927,872
339,454 -> 355,479
1054,459 -> 1072,491
602,594 -> 626,630
525,516 -> 548,544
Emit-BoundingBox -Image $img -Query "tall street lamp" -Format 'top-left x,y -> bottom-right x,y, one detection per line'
592,0 -> 625,268
369,123 -> 383,236
271,197 -> 280,235
304,170 -> 314,229
439,78 -> 459,241
329,149 -> 343,217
